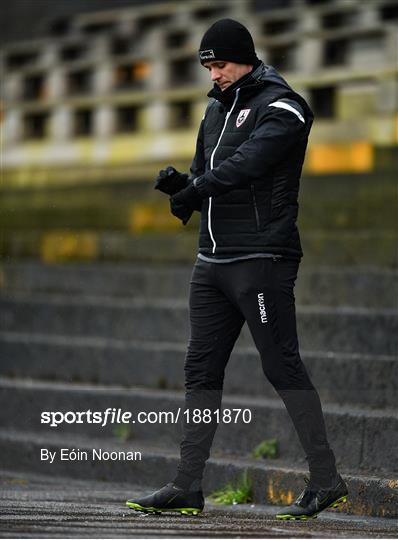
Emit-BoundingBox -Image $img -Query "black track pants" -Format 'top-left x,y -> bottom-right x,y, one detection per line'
176,257 -> 337,487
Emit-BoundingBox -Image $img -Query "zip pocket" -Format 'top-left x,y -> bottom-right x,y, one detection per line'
251,184 -> 260,231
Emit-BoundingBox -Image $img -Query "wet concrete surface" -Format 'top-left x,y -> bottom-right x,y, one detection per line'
0,471 -> 397,538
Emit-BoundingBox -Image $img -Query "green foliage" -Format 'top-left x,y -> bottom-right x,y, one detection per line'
113,424 -> 133,442
209,472 -> 252,505
252,438 -> 279,459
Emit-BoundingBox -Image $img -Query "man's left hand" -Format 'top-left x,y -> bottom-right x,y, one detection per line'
170,183 -> 202,225
155,166 -> 188,196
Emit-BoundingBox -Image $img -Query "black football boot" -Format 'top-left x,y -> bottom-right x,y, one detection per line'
126,483 -> 204,515
275,474 -> 348,520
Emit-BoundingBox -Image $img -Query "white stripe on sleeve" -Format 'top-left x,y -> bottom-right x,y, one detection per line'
268,101 -> 305,123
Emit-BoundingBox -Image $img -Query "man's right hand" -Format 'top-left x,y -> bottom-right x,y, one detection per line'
154,166 -> 189,196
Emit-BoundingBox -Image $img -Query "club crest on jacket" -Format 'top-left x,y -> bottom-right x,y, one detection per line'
236,109 -> 251,128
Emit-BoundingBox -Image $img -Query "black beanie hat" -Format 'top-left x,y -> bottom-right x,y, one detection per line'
199,18 -> 258,65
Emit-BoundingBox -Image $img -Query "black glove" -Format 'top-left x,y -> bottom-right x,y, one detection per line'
170,183 -> 203,225
154,166 -> 189,196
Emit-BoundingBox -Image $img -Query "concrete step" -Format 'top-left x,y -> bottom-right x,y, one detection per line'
1,332 -> 396,410
1,262 -> 397,308
0,429 -> 396,518
0,377 -> 396,474
1,293 -> 397,355
2,230 -> 398,267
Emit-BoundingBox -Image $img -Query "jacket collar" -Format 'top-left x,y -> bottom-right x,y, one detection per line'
205,61 -> 314,126
207,59 -> 263,106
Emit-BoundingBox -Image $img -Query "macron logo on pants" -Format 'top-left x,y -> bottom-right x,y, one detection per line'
257,292 -> 268,324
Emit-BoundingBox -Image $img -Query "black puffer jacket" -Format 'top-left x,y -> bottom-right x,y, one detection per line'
191,61 -> 314,260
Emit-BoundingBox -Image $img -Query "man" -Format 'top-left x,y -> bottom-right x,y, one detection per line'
126,18 -> 348,520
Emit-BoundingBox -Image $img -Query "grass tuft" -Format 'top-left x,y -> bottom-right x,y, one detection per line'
209,472 -> 252,505
252,438 -> 279,459
113,425 -> 133,442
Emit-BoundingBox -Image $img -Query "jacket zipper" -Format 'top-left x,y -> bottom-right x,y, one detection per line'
208,89 -> 240,254
251,184 -> 260,231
